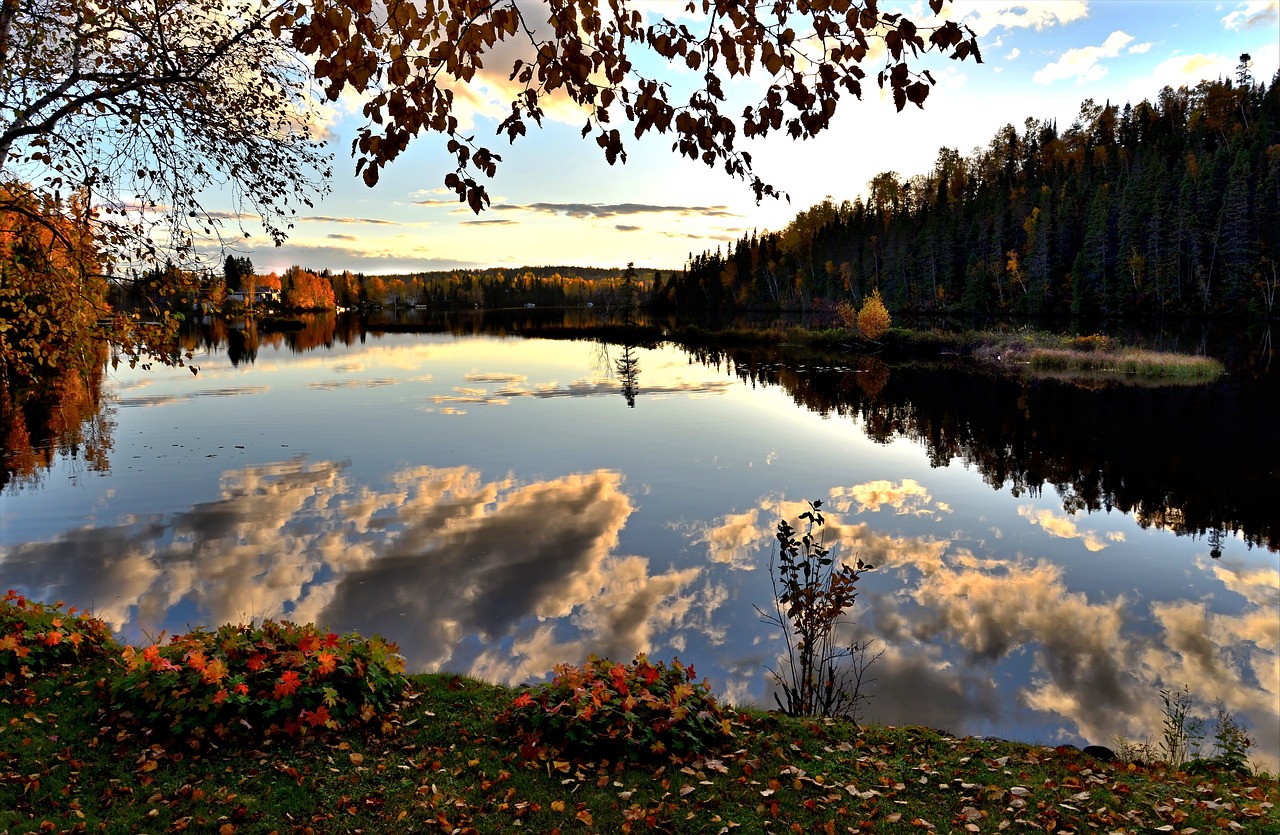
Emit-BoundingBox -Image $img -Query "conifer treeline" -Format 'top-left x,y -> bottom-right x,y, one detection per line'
661,70 -> 1280,318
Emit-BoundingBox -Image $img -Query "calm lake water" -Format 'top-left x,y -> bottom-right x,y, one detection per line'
2,315 -> 1277,769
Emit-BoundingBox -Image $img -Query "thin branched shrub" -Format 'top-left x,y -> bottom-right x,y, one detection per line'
758,501 -> 881,720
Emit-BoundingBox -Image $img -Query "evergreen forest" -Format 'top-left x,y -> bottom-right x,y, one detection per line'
661,68 -> 1280,319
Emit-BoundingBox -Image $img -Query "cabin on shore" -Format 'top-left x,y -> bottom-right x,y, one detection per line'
227,286 -> 282,305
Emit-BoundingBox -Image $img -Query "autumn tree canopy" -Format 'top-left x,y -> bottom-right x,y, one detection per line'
3,0 -> 979,261
2,0 -> 979,374
289,0 -> 981,213
0,0 -> 331,266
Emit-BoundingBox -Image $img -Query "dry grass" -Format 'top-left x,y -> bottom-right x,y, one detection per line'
1029,347 -> 1224,381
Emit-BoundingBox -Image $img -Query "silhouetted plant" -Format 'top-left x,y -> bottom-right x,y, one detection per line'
1183,699 -> 1256,775
758,500 -> 881,720
1159,685 -> 1205,766
1113,690 -> 1255,775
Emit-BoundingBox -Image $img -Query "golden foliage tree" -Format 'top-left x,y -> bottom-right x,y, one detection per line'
283,266 -> 337,310
856,288 -> 891,341
0,184 -> 103,384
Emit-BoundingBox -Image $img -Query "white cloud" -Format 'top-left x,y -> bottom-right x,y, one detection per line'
1221,1 -> 1279,32
952,0 -> 1090,38
1144,52 -> 1236,89
1006,47 -> 1022,60
1034,30 -> 1135,85
1128,42 -> 1153,54
1017,505 -> 1111,552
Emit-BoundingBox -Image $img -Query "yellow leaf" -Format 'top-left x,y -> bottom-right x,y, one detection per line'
551,800 -> 566,812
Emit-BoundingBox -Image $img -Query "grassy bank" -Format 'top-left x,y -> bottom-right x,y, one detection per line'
3,666 -> 1275,834
967,332 -> 1225,383
663,324 -> 1226,384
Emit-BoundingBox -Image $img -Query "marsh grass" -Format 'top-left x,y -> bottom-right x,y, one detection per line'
3,663 -> 1276,834
1029,346 -> 1224,380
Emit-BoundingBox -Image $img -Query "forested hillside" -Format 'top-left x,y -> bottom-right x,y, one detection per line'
663,68 -> 1280,318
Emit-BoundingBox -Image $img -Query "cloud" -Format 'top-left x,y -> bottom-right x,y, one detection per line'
1222,1 -> 1279,31
0,459 -> 722,686
1143,52 -> 1237,90
464,372 -> 527,384
1034,30 -> 1135,85
459,219 -> 518,226
241,242 -> 484,276
495,202 -> 737,219
1128,42 -> 1153,54
691,508 -> 766,570
615,224 -> 642,232
203,210 -> 258,221
830,478 -> 947,518
1017,505 -> 1111,552
306,378 -> 399,390
326,234 -> 358,241
660,230 -> 738,241
1006,47 -> 1021,61
413,198 -> 466,208
297,215 -> 402,225
428,375 -> 734,406
952,0 -> 1089,38
116,385 -> 271,408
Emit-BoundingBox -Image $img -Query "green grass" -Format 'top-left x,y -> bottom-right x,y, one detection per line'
4,665 -> 1276,834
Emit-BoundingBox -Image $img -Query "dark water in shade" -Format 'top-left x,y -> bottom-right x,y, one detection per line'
2,317 -> 1276,769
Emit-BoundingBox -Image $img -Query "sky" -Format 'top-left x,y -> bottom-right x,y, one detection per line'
224,0 -> 1280,277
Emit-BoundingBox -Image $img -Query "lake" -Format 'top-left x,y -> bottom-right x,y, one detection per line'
2,314 -> 1277,770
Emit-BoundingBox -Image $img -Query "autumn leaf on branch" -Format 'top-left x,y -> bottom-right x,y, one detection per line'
291,0 -> 982,212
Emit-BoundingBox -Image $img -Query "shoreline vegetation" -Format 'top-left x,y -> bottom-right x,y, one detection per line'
3,596 -> 1275,833
228,293 -> 1236,386
4,652 -> 1276,834
341,313 -> 1229,386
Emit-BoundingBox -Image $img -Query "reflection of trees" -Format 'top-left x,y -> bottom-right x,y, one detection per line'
225,323 -> 259,366
616,344 -> 640,408
688,346 -> 1279,551
184,313 -> 355,361
1,342 -> 113,491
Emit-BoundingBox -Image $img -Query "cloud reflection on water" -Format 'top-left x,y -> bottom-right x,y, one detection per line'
2,466 -> 1275,769
116,385 -> 272,408
693,486 -> 1279,768
0,458 -> 721,689
428,375 -> 735,405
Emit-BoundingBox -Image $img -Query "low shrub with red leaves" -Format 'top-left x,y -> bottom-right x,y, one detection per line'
106,619 -> 407,743
502,653 -> 734,760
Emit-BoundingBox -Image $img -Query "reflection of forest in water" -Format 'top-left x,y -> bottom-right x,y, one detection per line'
690,344 -> 1278,552
4,314 -> 1277,555
0,340 -> 114,492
